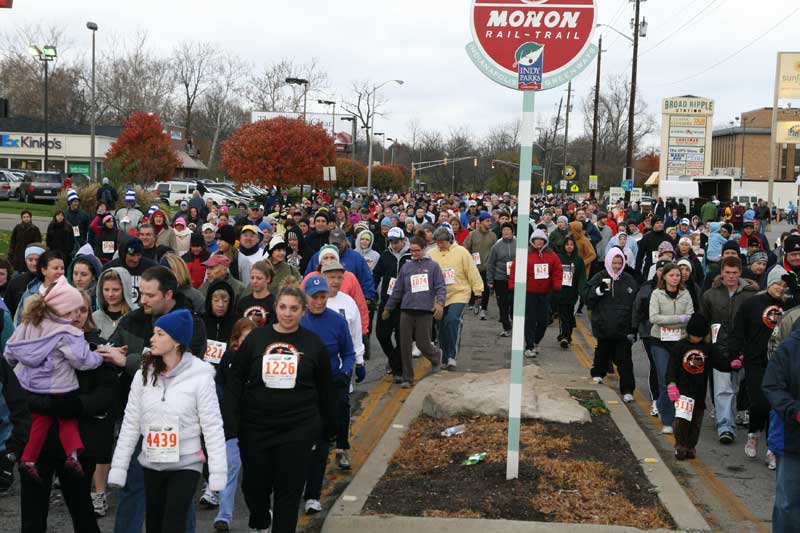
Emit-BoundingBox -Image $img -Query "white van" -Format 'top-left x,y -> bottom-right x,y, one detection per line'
153,181 -> 235,207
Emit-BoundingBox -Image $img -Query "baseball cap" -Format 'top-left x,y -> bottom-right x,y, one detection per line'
248,201 -> 263,210
126,238 -> 144,255
304,276 -> 329,296
174,217 -> 186,227
329,228 -> 347,246
387,227 -> 405,240
202,254 -> 232,268
680,218 -> 690,225
321,260 -> 346,273
201,223 -> 216,233
478,211 -> 492,221
180,200 -> 188,207
240,224 -> 262,236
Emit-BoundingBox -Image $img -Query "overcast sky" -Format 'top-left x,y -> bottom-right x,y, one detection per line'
6,0 -> 799,151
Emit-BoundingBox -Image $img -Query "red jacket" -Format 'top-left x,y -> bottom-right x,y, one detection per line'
509,246 -> 563,294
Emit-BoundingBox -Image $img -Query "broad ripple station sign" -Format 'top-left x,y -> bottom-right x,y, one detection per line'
466,0 -> 598,92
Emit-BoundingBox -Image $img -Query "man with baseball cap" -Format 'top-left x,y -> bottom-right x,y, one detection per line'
305,228 -> 376,303
463,211 -> 496,319
372,227 -> 411,379
198,254 -> 244,301
237,224 -> 267,286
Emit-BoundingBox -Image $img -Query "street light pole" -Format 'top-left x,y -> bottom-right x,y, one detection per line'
318,99 -> 336,136
590,35 -> 602,179
387,137 -> 396,165
285,77 -> 309,121
30,45 -> 57,172
366,79 -> 403,197
562,81 -> 572,188
87,22 -> 98,181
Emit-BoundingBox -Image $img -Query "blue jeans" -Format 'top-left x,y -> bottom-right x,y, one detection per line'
651,344 -> 675,426
113,439 -> 196,533
438,303 -> 465,361
774,453 -> 800,532
713,368 -> 741,437
214,438 -> 242,527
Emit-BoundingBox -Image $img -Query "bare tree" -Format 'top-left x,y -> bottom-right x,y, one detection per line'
95,31 -> 175,124
172,41 -> 220,142
195,53 -> 248,173
245,58 -> 328,112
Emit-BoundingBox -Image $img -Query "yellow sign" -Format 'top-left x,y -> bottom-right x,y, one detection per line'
562,165 -> 577,180
570,183 -> 579,192
777,52 -> 800,99
776,121 -> 800,144
546,185 -> 553,191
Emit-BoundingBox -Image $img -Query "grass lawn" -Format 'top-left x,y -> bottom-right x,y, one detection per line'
0,200 -> 56,218
0,229 -> 10,257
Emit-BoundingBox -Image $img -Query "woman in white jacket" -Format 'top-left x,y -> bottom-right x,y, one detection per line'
108,309 -> 226,533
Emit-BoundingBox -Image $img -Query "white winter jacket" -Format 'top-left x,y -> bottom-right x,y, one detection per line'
108,353 -> 227,490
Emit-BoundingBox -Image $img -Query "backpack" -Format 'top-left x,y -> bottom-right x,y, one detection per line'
101,187 -> 113,206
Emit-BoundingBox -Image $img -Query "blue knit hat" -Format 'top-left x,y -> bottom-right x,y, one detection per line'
154,309 -> 193,347
380,217 -> 392,228
67,189 -> 79,203
147,204 -> 159,217
125,189 -> 136,203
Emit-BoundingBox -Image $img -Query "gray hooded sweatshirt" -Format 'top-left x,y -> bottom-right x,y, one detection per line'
93,267 -> 139,340
355,229 -> 381,272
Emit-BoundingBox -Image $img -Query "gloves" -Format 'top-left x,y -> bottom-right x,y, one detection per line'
667,384 -> 681,402
381,309 -> 391,321
730,355 -> 744,370
678,314 -> 691,324
334,372 -> 351,388
433,303 -> 444,321
626,333 -> 637,344
0,455 -> 14,493
355,364 -> 366,383
600,279 -> 611,292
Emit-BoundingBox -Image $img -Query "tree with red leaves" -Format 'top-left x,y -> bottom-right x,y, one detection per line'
335,157 -> 367,187
105,112 -> 180,185
221,116 -> 335,189
371,164 -> 409,191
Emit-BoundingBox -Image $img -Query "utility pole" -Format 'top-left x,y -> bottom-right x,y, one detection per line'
625,0 -> 642,201
562,81 -> 573,186
545,97 -> 563,195
591,35 -> 603,178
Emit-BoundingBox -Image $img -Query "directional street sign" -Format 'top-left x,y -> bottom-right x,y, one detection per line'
621,179 -> 633,191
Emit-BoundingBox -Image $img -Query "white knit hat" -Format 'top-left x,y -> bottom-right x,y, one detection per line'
66,189 -> 79,203
124,189 -> 136,203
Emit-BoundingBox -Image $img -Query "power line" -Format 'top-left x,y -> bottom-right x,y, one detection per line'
641,0 -> 723,57
650,7 -> 800,87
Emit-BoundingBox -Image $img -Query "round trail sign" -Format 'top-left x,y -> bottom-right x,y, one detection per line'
466,0 -> 597,91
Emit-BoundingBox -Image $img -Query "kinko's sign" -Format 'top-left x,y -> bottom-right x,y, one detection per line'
466,0 -> 597,91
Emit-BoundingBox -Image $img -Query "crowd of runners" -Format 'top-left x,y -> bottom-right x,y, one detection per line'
0,182 -> 796,532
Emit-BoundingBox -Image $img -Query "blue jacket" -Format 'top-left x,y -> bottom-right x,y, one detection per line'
305,247 -> 376,301
706,222 -> 727,262
764,328 -> 800,456
301,309 -> 355,378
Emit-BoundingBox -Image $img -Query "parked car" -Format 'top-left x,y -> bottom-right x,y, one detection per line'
152,180 -> 239,207
0,170 -> 22,199
0,171 -> 18,200
19,171 -> 62,203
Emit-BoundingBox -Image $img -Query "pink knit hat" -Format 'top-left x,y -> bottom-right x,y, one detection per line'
44,276 -> 84,316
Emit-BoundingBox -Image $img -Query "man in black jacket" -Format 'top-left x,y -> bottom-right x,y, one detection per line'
0,357 -> 29,494
108,266 -> 207,533
635,217 -> 671,279
102,237 -> 157,303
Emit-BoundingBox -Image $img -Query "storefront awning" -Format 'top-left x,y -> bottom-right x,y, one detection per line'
644,172 -> 659,186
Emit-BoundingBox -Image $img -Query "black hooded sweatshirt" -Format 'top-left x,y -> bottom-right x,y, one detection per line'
203,279 -> 238,345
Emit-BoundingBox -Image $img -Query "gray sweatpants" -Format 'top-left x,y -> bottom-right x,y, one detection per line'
399,311 -> 441,384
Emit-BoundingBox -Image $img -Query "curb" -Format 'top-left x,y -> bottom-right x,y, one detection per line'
323,369 -> 711,533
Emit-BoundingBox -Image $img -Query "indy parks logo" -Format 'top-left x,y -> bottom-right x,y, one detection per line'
514,42 -> 543,90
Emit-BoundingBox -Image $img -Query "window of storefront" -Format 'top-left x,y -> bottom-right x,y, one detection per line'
10,158 -> 41,171
46,160 -> 65,172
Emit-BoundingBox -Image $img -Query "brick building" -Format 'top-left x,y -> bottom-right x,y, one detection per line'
712,108 -> 800,181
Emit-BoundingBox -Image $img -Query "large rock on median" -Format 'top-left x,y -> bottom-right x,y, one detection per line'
422,364 -> 591,424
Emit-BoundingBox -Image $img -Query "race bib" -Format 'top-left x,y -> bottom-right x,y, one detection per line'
102,241 -> 115,254
472,252 -> 481,265
262,349 -> 299,389
660,326 -> 682,342
562,267 -> 573,287
534,263 -> 549,280
442,268 -> 456,285
710,323 -> 721,344
204,340 -> 227,365
674,395 -> 695,422
651,251 -> 659,262
144,415 -> 180,463
386,277 -> 397,296
411,273 -> 429,293
72,226 -> 80,237
506,261 -> 512,276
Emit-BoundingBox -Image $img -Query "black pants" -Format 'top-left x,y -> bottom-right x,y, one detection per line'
142,468 -> 200,533
674,406 -> 705,452
468,271 -> 490,310
494,280 -> 513,331
745,365 -> 770,434
642,337 -> 660,402
364,300 -> 376,360
20,453 -> 99,533
240,439 -> 313,532
557,303 -> 575,341
524,293 -> 549,349
591,338 -> 636,395
376,305 -> 402,376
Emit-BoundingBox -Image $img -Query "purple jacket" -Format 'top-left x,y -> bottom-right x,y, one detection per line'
385,256 -> 446,313
4,315 -> 102,394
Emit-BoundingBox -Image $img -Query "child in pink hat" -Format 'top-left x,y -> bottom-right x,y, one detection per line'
4,276 -> 104,480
